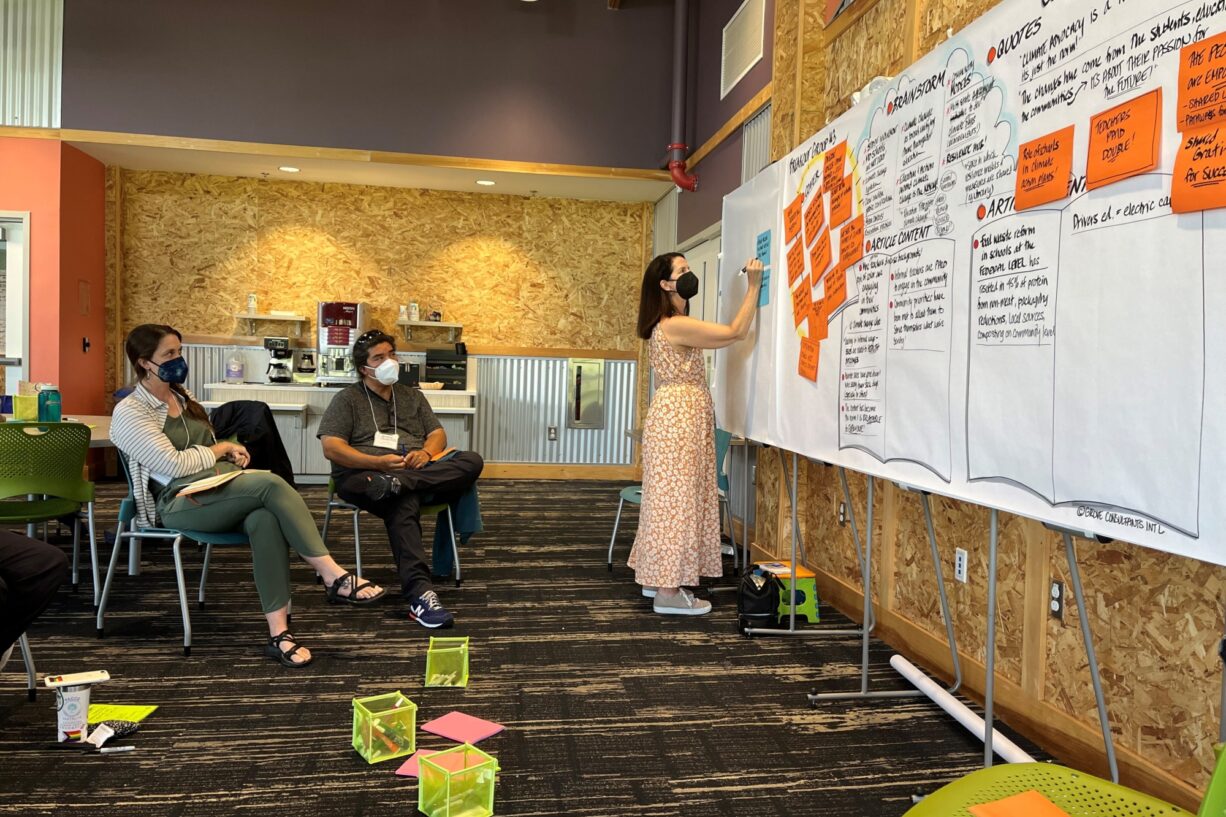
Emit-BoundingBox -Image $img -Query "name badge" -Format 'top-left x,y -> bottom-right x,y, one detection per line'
373,431 -> 400,451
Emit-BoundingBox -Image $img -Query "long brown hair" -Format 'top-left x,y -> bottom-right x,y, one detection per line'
125,324 -> 212,428
636,252 -> 684,340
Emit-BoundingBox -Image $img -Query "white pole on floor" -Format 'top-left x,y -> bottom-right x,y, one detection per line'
889,654 -> 1035,764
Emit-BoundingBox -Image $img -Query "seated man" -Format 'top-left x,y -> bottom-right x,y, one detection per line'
0,530 -> 68,672
318,329 -> 483,628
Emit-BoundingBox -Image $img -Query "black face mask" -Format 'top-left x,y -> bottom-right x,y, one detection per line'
673,271 -> 700,300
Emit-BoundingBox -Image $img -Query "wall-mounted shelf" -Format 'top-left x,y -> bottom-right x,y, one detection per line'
396,319 -> 463,342
233,313 -> 310,336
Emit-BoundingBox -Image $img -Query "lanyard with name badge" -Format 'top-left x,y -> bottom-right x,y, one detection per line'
363,385 -> 400,451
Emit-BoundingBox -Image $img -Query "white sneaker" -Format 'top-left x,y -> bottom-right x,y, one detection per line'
0,643 -> 12,673
653,588 -> 712,616
641,586 -> 657,598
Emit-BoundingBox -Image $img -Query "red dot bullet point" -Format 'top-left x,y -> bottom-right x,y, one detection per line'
977,204 -> 987,220
973,239 -> 980,249
987,46 -> 997,64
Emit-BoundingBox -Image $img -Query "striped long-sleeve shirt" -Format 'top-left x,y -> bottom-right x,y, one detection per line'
111,383 -> 218,528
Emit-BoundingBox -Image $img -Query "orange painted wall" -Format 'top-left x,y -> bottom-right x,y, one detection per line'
0,136 -> 106,411
0,137 -> 61,383
58,144 -> 107,414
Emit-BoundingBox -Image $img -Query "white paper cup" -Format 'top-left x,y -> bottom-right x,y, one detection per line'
55,684 -> 91,741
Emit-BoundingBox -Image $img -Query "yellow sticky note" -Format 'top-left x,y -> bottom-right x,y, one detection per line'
88,704 -> 159,724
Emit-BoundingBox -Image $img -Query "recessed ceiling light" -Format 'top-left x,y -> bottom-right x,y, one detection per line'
476,179 -> 496,186
279,166 -> 300,173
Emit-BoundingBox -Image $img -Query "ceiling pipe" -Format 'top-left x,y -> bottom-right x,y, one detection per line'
668,0 -> 698,192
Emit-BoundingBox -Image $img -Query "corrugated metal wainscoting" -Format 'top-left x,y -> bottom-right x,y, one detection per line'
1,0 -> 61,128
474,356 -> 637,465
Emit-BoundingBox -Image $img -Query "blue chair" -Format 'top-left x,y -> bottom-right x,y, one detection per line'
320,478 -> 462,587
95,452 -> 249,656
607,426 -> 737,570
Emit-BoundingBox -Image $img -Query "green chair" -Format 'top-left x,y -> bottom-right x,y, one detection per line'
320,478 -> 462,587
902,756 -> 1222,816
95,451 -> 249,656
0,421 -> 99,604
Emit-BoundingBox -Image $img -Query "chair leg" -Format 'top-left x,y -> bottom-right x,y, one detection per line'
71,517 -> 80,593
198,542 -> 213,609
607,497 -> 625,571
446,507 -> 460,587
96,530 -> 128,638
87,503 -> 100,607
18,634 -> 36,702
352,508 -> 363,580
318,501 -> 334,584
721,496 -> 739,575
171,536 -> 192,657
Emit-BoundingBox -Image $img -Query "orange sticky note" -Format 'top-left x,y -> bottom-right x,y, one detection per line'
839,215 -> 865,270
791,275 -> 812,327
809,229 -> 832,279
968,790 -> 1071,817
810,297 -> 829,341
825,263 -> 847,308
829,174 -> 853,226
1015,126 -> 1074,211
823,141 -> 847,185
1088,89 -> 1162,190
798,338 -> 820,381
803,193 -> 826,246
1173,125 -> 1226,213
1177,30 -> 1226,132
784,194 -> 803,243
787,238 -> 806,286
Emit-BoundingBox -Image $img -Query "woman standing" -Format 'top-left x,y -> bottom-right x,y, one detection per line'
112,324 -> 384,667
628,253 -> 762,615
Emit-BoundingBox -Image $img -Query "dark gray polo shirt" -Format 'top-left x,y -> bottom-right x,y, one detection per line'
317,382 -> 443,475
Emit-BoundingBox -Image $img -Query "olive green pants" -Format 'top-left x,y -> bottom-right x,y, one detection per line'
159,473 -> 329,614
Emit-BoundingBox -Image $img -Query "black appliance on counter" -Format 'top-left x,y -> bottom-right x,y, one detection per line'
424,345 -> 468,390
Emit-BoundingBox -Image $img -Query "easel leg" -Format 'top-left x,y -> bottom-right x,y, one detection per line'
985,508 -> 999,767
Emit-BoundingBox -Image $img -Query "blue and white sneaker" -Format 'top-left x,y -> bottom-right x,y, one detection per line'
408,590 -> 454,629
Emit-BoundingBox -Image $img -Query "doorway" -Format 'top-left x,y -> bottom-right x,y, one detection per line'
1,213 -> 31,394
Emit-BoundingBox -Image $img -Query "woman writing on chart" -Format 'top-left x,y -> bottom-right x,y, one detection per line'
628,253 -> 763,615
112,324 -> 385,668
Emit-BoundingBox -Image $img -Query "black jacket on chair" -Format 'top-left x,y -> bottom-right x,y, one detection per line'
208,400 -> 297,488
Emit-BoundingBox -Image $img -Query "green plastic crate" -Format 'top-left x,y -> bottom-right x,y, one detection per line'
352,691 -> 416,764
425,637 -> 470,687
419,743 -> 498,817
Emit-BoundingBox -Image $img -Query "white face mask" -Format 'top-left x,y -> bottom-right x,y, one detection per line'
365,359 -> 399,386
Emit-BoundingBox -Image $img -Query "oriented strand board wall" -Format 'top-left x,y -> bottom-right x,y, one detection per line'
113,171 -> 650,354
760,0 -> 1225,804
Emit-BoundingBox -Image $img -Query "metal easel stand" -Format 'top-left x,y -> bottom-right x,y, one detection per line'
808,478 -> 963,703
709,435 -> 746,595
742,451 -> 868,638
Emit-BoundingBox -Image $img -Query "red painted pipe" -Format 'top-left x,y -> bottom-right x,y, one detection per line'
667,143 -> 698,192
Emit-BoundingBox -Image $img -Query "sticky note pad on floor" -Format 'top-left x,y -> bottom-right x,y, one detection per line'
421,711 -> 504,744
968,790 -> 1071,817
394,750 -> 440,778
88,704 -> 158,724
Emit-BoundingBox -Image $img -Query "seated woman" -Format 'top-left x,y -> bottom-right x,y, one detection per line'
112,324 -> 384,668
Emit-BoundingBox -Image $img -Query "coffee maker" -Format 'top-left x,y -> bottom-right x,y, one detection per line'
264,336 -> 293,384
316,302 -> 369,384
293,350 -> 317,383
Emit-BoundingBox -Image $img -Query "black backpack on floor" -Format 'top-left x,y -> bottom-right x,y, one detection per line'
737,570 -> 782,630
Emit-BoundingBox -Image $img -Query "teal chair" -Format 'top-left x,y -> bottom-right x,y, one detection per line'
607,426 -> 737,570
0,422 -> 99,604
95,451 -> 249,656
320,478 -> 462,587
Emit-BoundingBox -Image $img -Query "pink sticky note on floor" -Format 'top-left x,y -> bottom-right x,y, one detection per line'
420,711 -> 505,744
394,750 -> 439,778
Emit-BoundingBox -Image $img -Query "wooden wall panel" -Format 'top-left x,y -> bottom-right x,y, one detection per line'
1046,538 -> 1226,782
915,0 -> 1001,57
771,0 -> 801,160
114,171 -> 650,353
823,0 -> 909,124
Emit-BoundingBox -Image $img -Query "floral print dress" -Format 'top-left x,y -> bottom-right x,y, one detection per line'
628,320 -> 722,587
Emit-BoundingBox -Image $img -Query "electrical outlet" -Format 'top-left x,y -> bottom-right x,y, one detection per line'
1050,580 -> 1065,622
838,502 -> 846,526
547,426 -> 557,441
954,548 -> 968,583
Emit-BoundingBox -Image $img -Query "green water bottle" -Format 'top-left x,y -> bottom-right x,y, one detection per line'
37,384 -> 62,422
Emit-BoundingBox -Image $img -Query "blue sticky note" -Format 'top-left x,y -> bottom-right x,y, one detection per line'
756,230 -> 772,266
759,266 -> 771,307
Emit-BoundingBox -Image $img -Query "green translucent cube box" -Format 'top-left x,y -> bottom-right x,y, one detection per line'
351,691 -> 416,764
418,743 -> 498,817
425,636 -> 470,687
